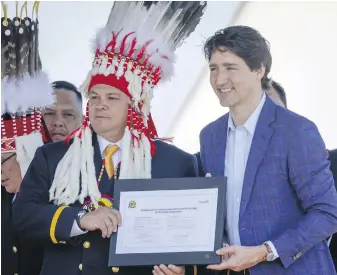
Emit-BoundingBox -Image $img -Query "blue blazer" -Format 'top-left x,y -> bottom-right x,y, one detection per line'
199,97 -> 337,275
13,133 -> 198,275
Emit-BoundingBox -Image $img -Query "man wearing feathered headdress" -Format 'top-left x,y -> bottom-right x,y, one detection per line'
1,2 -> 54,275
13,2 -> 207,275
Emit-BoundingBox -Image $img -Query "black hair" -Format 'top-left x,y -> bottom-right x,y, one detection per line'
262,79 -> 287,108
52,80 -> 82,106
271,80 -> 287,108
204,25 -> 272,87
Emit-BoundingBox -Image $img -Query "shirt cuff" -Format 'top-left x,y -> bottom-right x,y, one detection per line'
266,241 -> 279,260
70,220 -> 88,237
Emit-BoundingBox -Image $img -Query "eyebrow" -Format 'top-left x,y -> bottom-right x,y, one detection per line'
89,91 -> 120,97
44,107 -> 75,112
209,62 -> 238,68
107,92 -> 121,97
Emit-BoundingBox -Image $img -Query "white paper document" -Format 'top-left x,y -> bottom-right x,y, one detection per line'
116,188 -> 218,254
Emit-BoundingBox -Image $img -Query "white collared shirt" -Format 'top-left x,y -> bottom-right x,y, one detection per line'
225,94 -> 266,246
70,135 -> 122,237
224,93 -> 279,259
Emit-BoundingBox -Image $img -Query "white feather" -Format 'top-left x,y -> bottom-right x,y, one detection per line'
79,70 -> 93,99
15,132 -> 44,178
119,127 -> 132,179
79,128 -> 89,204
142,134 -> 152,178
133,136 -> 142,178
49,140 -> 76,203
91,2 -> 176,81
1,72 -> 54,115
66,135 -> 81,204
85,127 -> 101,206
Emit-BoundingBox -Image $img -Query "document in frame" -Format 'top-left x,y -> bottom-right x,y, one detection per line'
109,177 -> 226,267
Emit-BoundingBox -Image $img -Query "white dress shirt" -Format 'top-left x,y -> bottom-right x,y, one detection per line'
225,93 -> 278,259
70,135 -> 122,237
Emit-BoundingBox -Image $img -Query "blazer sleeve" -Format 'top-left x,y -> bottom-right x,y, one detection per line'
183,154 -> 198,177
12,147 -> 82,244
271,121 -> 337,268
194,153 -> 205,177
199,128 -> 207,175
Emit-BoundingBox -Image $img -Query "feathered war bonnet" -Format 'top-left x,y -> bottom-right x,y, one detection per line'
1,1 -> 54,177
49,1 -> 207,206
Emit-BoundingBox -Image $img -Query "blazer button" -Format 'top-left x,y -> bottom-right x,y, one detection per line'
112,267 -> 119,273
79,263 -> 83,271
83,241 -> 91,249
13,246 -> 18,253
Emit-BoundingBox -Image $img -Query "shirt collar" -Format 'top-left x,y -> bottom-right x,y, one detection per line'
97,135 -> 123,156
228,93 -> 266,135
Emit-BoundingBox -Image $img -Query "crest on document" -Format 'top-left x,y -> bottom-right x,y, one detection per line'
128,200 -> 136,209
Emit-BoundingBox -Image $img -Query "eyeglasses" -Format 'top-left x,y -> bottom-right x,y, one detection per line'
1,153 -> 16,165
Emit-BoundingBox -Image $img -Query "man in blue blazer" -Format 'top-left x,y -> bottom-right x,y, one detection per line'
200,26 -> 337,275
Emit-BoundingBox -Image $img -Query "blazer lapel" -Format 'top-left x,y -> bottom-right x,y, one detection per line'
212,114 -> 228,176
240,98 -> 276,218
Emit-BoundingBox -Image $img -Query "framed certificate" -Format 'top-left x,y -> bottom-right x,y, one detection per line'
108,177 -> 226,267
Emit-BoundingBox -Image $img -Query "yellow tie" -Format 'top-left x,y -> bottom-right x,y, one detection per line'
104,145 -> 119,179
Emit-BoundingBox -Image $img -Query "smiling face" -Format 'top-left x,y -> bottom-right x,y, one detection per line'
1,153 -> 22,193
43,89 -> 83,141
88,84 -> 130,141
209,49 -> 265,110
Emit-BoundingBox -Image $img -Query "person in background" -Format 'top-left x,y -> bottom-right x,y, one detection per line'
199,25 -> 337,274
1,2 -> 54,274
264,79 -> 287,108
43,81 -> 83,141
197,75 -> 337,272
